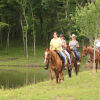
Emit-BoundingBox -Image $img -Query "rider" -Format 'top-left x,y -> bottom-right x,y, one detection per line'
59,34 -> 71,66
44,32 -> 67,69
95,36 -> 100,51
69,34 -> 80,65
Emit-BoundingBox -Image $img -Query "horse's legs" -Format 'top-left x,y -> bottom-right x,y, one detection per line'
95,60 -> 98,73
50,69 -> 54,86
55,71 -> 59,84
59,70 -> 64,82
90,61 -> 93,73
74,60 -> 78,75
58,73 -> 61,83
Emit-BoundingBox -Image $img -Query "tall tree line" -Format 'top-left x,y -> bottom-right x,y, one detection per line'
0,0 -> 89,57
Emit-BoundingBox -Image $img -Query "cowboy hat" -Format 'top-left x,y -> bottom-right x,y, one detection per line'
71,34 -> 77,38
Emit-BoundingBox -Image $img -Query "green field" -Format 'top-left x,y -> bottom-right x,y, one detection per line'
0,47 -> 44,66
0,47 -> 100,100
0,70 -> 100,100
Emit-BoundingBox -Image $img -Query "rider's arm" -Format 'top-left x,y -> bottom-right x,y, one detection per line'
76,41 -> 79,48
63,40 -> 67,48
76,43 -> 79,48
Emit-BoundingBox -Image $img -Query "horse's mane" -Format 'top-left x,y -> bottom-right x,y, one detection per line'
49,50 -> 62,67
50,50 -> 60,61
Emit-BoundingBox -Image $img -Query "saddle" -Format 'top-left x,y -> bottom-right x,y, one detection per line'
54,50 -> 68,64
54,50 -> 64,63
71,51 -> 76,58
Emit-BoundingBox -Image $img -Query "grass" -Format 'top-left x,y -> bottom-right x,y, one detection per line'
0,46 -> 99,100
0,70 -> 100,100
0,46 -> 44,66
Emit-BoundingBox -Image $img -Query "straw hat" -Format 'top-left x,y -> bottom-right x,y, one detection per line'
71,34 -> 77,38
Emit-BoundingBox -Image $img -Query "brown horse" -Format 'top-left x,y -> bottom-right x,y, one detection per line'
44,49 -> 65,85
66,44 -> 81,76
82,46 -> 100,72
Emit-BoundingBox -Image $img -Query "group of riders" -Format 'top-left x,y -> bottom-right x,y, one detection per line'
44,32 -> 100,70
44,32 -> 80,70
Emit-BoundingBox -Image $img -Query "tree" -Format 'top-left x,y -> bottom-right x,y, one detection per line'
0,22 -> 9,46
17,0 -> 29,58
75,0 -> 100,45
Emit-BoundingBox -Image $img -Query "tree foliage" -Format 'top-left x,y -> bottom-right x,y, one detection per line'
75,0 -> 100,44
0,0 -> 88,48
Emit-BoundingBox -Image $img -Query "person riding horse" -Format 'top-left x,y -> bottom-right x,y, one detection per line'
69,34 -> 80,65
44,32 -> 67,69
59,34 -> 71,67
95,36 -> 100,51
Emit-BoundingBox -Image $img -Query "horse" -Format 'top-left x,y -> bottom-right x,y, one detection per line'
66,44 -> 81,76
44,49 -> 65,85
82,46 -> 100,72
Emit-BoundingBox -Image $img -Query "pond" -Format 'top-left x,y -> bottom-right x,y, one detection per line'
0,66 -> 50,89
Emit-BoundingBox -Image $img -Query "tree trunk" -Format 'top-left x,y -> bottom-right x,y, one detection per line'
20,15 -> 26,56
7,27 -> 10,49
23,7 -> 28,59
65,0 -> 69,18
30,3 -> 36,56
33,34 -> 36,56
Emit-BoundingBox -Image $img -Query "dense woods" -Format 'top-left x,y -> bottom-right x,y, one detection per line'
0,0 -> 98,56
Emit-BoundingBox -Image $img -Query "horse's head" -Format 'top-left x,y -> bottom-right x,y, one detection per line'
44,48 -> 51,65
82,46 -> 88,56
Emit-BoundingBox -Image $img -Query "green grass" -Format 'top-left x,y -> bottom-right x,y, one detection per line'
0,70 -> 100,100
0,47 -> 44,66
0,46 -> 100,100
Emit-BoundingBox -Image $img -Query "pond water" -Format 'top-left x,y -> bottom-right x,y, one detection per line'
0,66 -> 50,89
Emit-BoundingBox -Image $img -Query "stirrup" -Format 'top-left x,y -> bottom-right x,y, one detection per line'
77,62 -> 80,65
44,66 -> 48,70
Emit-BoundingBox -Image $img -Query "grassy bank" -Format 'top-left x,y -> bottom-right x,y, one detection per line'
0,70 -> 100,100
0,47 -> 44,66
0,46 -> 88,67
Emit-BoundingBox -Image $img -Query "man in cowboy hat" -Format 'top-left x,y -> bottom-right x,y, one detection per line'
59,34 -> 71,66
69,34 -> 80,65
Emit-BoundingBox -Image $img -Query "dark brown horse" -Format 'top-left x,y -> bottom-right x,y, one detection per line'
44,49 -> 65,85
82,46 -> 100,72
66,44 -> 81,76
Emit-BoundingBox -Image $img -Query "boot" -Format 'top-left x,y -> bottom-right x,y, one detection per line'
44,65 -> 48,70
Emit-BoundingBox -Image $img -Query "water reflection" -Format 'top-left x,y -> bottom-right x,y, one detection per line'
0,66 -> 50,89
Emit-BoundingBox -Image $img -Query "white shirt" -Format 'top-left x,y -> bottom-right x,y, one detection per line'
95,40 -> 100,47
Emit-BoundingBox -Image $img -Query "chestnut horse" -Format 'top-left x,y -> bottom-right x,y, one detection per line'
82,46 -> 100,72
66,44 -> 81,76
44,49 -> 65,85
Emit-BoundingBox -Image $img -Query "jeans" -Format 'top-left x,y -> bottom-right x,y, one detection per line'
63,50 -> 71,65
74,50 -> 79,61
98,47 -> 100,51
59,50 -> 66,64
